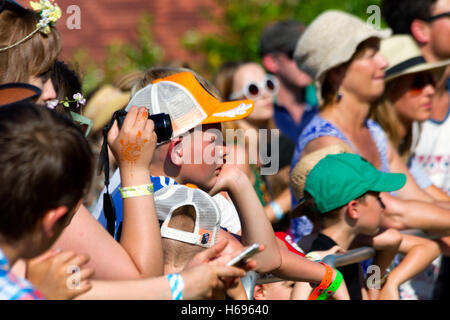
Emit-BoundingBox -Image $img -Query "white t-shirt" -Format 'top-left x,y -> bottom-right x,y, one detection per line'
414,107 -> 450,195
92,168 -> 242,235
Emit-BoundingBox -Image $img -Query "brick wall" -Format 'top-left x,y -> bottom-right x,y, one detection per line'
19,0 -> 222,64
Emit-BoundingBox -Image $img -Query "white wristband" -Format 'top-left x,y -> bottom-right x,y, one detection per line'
166,273 -> 184,300
270,201 -> 284,221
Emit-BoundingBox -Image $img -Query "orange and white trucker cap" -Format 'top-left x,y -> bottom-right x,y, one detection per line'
125,72 -> 255,138
154,185 -> 221,248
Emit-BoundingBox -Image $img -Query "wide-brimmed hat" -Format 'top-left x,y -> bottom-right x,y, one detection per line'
381,35 -> 450,82
0,83 -> 41,107
293,10 -> 391,105
83,85 -> 131,133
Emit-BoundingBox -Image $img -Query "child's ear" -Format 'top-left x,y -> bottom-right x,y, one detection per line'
411,19 -> 430,44
169,137 -> 184,167
253,284 -> 266,300
41,206 -> 69,238
346,200 -> 359,220
262,55 -> 279,74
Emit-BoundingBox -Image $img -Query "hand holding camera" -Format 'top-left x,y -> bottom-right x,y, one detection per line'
107,106 -> 159,173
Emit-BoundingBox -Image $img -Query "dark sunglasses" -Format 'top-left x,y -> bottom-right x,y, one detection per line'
423,11 -> 450,22
409,72 -> 437,95
365,191 -> 386,209
229,75 -> 279,100
0,0 -> 27,14
376,195 -> 386,209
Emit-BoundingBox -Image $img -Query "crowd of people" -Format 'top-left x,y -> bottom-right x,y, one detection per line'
0,0 -> 449,300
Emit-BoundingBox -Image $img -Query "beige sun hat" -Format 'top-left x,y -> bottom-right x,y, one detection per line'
381,35 -> 450,82
293,10 -> 391,105
83,85 -> 131,133
290,143 -> 353,202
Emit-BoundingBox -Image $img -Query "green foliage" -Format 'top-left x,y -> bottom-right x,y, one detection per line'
182,0 -> 382,75
73,14 -> 164,94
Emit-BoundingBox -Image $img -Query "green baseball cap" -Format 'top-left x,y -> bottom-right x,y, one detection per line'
305,153 -> 406,213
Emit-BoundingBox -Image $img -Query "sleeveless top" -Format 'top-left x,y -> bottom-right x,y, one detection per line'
290,115 -> 391,242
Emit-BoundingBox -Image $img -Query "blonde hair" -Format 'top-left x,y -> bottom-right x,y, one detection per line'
214,61 -> 276,139
0,9 -> 61,83
370,80 -> 415,162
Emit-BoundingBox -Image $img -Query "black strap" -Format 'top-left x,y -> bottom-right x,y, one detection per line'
98,117 -> 117,238
385,56 -> 426,79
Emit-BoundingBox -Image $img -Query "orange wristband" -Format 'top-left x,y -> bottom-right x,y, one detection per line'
308,262 -> 333,300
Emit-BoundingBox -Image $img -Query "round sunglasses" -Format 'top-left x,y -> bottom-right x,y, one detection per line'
229,75 -> 279,100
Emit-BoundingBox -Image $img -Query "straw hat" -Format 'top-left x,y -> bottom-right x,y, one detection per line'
293,10 -> 391,105
290,143 -> 353,201
83,85 -> 130,133
381,35 -> 450,82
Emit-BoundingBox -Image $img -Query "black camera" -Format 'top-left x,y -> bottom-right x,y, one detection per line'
113,109 -> 173,143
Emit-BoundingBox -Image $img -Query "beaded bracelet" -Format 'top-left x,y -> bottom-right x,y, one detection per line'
308,262 -> 333,300
166,273 -> 184,300
119,183 -> 154,199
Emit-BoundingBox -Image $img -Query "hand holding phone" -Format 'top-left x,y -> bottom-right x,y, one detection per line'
226,243 -> 260,267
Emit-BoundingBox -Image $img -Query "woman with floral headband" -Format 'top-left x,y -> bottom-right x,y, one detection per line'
2,2 -> 259,302
2,0 -> 165,291
0,0 -> 61,104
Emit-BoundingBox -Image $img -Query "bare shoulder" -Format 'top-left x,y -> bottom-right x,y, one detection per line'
301,136 -> 352,158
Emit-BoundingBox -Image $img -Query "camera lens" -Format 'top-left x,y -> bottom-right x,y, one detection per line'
113,110 -> 173,143
149,113 -> 173,143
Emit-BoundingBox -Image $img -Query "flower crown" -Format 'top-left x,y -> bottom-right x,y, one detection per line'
0,0 -> 61,52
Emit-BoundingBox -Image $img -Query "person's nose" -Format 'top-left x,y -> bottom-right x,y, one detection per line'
376,53 -> 389,71
423,83 -> 435,97
40,79 -> 57,102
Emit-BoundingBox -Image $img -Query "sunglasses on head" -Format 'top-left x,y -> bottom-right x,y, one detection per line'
424,11 -> 450,22
229,75 -> 279,100
409,72 -> 437,96
0,0 -> 27,14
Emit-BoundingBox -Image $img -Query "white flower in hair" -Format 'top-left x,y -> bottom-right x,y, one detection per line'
73,93 -> 86,107
30,0 -> 62,34
60,93 -> 86,109
45,99 -> 59,110
0,0 -> 61,52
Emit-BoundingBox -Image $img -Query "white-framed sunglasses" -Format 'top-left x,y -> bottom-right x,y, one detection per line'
229,75 -> 279,100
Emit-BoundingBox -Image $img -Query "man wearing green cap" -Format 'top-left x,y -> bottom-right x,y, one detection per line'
296,153 -> 406,300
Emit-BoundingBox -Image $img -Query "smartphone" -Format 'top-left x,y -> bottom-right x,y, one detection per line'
226,243 -> 260,267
